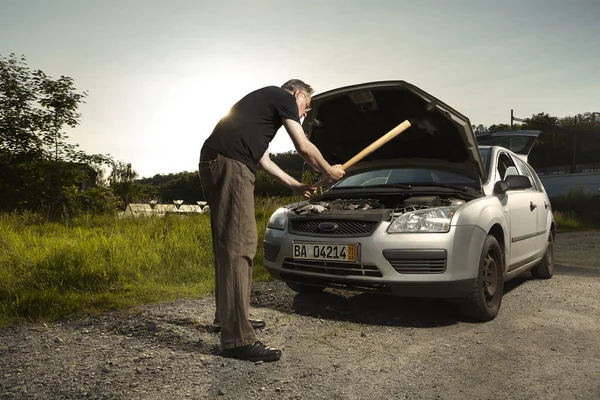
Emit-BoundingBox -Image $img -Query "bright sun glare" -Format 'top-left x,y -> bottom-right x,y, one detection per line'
119,59 -> 297,177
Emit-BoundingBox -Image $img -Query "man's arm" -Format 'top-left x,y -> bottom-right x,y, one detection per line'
282,118 -> 345,181
258,151 -> 315,197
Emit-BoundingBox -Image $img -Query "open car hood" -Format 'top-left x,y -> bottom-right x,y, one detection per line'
303,81 -> 485,183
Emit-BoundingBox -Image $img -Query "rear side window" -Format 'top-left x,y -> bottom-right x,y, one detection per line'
521,160 -> 544,192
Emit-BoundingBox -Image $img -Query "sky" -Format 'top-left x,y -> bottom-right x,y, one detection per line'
1,0 -> 599,178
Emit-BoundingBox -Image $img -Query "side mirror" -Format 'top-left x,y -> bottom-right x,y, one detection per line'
494,175 -> 532,194
506,175 -> 532,190
493,181 -> 509,195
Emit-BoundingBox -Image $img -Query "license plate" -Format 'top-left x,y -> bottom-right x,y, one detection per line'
292,243 -> 358,262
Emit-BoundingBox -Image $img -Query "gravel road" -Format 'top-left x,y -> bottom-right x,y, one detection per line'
1,231 -> 599,400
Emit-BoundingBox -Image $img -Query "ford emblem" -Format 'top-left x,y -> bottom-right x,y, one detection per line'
318,222 -> 339,232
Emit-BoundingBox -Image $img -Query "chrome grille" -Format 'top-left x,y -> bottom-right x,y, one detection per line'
289,219 -> 380,237
282,258 -> 382,277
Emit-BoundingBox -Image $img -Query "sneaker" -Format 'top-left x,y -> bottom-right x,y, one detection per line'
212,318 -> 266,333
221,341 -> 282,362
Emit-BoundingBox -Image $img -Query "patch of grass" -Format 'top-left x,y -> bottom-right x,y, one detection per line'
0,196 -> 295,325
550,186 -> 600,231
553,211 -> 586,232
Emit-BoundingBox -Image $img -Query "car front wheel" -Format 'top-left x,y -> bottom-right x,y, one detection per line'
458,235 -> 504,322
285,282 -> 326,294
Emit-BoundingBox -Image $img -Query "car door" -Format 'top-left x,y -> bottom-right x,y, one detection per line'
495,152 -> 540,269
514,157 -> 549,254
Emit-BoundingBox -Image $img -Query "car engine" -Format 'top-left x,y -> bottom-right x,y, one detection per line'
290,196 -> 466,218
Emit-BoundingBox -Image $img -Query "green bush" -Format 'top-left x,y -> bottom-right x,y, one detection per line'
550,185 -> 600,229
552,211 -> 584,232
62,185 -> 123,217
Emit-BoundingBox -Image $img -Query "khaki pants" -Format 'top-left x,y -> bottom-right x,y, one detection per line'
199,147 -> 258,349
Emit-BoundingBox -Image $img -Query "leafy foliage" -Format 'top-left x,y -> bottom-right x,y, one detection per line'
475,112 -> 600,170
0,54 -> 112,216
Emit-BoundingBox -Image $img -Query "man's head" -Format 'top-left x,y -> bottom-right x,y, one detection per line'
281,79 -> 313,119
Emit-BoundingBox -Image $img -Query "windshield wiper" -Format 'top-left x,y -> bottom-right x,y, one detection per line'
407,183 -> 473,192
331,183 -> 412,190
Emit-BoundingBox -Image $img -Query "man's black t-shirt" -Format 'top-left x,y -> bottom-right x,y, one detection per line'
203,86 -> 300,173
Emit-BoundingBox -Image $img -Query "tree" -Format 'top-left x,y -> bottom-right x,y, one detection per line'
108,160 -> 138,184
476,111 -> 600,171
472,124 -> 488,134
557,112 -> 600,168
108,161 -> 140,205
520,113 -> 561,168
270,151 -> 304,175
487,123 -> 511,133
160,172 -> 204,203
0,53 -> 112,215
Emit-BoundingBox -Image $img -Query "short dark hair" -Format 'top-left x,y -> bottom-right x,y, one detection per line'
281,79 -> 314,95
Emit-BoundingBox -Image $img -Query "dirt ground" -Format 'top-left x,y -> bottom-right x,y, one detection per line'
1,231 -> 599,400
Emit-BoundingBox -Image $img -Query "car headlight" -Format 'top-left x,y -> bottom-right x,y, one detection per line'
267,207 -> 288,230
387,206 -> 459,233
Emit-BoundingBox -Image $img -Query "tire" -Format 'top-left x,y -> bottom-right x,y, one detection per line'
285,282 -> 325,294
457,235 -> 504,322
531,232 -> 554,279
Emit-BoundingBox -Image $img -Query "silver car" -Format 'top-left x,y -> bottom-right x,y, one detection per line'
263,81 -> 555,321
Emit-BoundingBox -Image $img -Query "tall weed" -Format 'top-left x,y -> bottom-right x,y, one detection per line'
0,196 -> 292,324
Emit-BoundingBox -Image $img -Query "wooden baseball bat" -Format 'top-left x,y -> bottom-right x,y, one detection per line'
313,119 -> 412,188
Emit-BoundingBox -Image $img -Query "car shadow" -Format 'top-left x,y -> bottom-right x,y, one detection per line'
503,274 -> 533,294
290,291 -> 461,328
252,275 -> 544,328
252,264 -> 595,329
502,263 -> 600,297
555,263 -> 600,277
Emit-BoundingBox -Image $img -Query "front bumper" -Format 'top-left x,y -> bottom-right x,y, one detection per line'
263,223 -> 487,298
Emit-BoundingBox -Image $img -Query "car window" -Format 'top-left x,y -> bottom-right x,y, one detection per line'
496,153 -> 517,182
478,147 -> 492,180
513,157 -> 540,191
527,164 -> 545,192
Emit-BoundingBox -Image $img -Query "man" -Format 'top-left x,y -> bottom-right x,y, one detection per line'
199,79 -> 345,362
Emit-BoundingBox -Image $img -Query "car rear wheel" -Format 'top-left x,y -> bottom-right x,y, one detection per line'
285,282 -> 326,294
531,232 -> 554,279
458,235 -> 504,322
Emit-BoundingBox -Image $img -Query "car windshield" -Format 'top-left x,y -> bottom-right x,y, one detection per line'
479,147 -> 491,178
332,168 -> 476,189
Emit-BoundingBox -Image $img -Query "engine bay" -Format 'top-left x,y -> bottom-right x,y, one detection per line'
290,195 -> 467,220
